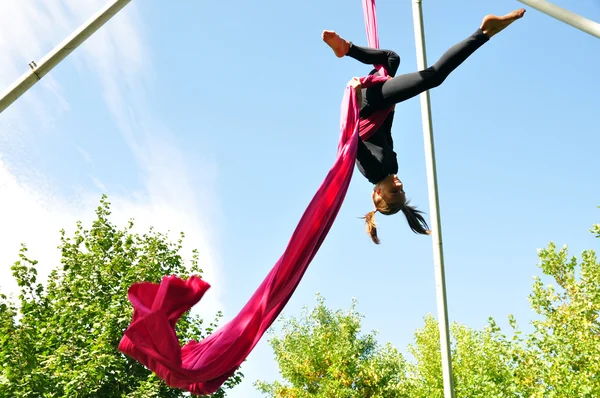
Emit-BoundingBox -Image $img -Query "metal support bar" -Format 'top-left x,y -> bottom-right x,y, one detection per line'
411,1 -> 455,397
0,0 -> 133,113
518,0 -> 600,39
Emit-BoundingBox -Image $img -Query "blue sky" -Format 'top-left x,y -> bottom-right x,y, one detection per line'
1,0 -> 598,396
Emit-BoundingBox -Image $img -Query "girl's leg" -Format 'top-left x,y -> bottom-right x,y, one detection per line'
367,8 -> 526,109
367,29 -> 489,109
322,30 -> 400,77
346,44 -> 400,77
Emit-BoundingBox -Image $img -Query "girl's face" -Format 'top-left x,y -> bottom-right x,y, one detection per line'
375,174 -> 406,208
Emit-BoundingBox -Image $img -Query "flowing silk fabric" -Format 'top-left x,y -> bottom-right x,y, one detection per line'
119,75 -> 388,395
119,1 -> 394,394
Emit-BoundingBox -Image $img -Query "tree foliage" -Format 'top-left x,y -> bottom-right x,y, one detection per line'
0,195 -> 242,397
258,221 -> 600,397
255,295 -> 411,398
508,221 -> 600,397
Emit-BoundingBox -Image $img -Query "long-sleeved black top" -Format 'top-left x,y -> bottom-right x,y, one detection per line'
355,97 -> 398,185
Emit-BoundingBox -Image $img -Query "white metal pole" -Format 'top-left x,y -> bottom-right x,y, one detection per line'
518,0 -> 600,39
411,1 -> 455,397
0,0 -> 133,114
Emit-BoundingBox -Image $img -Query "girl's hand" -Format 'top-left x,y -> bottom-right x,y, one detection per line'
348,77 -> 362,103
348,77 -> 362,91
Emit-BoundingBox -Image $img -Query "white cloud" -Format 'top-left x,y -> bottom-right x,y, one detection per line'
0,0 -> 223,320
0,157 -> 77,291
0,158 -> 223,320
76,146 -> 93,164
91,175 -> 106,191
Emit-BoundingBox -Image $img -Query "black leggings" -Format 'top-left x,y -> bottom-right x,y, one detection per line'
347,29 -> 489,110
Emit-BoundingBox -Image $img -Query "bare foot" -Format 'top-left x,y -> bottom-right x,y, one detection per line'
322,30 -> 350,57
480,8 -> 526,38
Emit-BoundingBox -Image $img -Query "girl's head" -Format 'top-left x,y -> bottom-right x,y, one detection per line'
362,174 -> 431,244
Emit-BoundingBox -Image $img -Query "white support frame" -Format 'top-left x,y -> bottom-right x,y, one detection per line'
518,0 -> 600,39
0,0 -> 133,114
411,1 -> 455,398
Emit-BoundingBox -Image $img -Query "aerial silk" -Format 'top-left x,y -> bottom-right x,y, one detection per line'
358,0 -> 395,141
118,0 -> 393,395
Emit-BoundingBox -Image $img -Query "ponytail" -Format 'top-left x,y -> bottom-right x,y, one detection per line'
361,210 -> 381,244
401,203 -> 431,235
365,187 -> 431,243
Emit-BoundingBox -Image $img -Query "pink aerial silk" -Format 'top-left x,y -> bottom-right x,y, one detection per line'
359,0 -> 394,141
119,1 -> 393,395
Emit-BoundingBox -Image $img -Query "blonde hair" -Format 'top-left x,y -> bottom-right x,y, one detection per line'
362,190 -> 430,244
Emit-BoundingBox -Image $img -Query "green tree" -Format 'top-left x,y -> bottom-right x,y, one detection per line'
259,220 -> 600,398
0,195 -> 242,397
257,301 -> 520,398
255,295 -> 412,398
509,221 -> 600,397
407,315 -> 519,398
